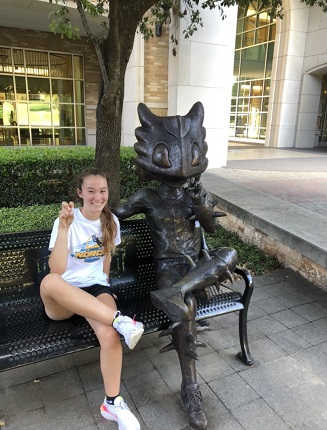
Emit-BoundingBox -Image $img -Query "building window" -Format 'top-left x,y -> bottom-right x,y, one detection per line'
230,1 -> 276,140
0,47 -> 85,146
317,75 -> 327,146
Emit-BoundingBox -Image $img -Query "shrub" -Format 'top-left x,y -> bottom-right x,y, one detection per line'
0,204 -> 59,232
0,146 -> 143,208
0,204 -> 280,275
120,146 -> 143,199
205,226 -> 280,276
0,147 -> 95,208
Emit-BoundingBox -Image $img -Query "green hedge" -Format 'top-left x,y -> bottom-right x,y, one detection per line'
0,146 -> 143,208
119,146 -> 146,199
0,203 -> 280,275
1,147 -> 94,208
0,204 -> 59,233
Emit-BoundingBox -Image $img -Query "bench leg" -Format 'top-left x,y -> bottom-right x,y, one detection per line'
235,267 -> 254,366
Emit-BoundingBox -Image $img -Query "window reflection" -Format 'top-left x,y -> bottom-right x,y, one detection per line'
240,45 -> 266,78
19,128 -> 31,146
29,104 -> 51,126
317,75 -> 327,144
0,75 -> 14,100
59,104 -> 74,127
75,105 -> 85,127
73,56 -> 83,79
31,128 -> 53,145
25,51 -> 49,76
74,81 -> 84,103
52,79 -> 73,103
230,0 -> 275,140
12,49 -> 25,74
0,47 -> 85,146
58,128 -> 75,145
15,76 -> 27,100
27,77 -> 50,100
76,128 -> 85,145
0,48 -> 13,73
50,53 -> 72,78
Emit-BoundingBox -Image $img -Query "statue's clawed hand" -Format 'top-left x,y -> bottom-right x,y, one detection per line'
185,178 -> 205,203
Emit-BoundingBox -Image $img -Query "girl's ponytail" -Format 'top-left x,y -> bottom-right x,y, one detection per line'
101,205 -> 117,256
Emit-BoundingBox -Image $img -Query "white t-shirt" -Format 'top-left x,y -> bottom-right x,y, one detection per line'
49,208 -> 121,288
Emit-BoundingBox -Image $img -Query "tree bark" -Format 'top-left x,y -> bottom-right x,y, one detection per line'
94,0 -> 157,207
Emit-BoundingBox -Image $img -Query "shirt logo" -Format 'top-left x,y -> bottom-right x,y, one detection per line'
71,235 -> 105,262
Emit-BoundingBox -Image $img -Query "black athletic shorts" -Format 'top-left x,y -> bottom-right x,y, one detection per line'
81,284 -> 113,298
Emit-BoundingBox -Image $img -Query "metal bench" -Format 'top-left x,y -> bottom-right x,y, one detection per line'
0,219 -> 254,372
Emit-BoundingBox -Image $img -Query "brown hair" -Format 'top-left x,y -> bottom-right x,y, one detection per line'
76,167 -> 117,256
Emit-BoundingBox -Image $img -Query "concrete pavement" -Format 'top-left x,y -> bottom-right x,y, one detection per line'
208,145 -> 327,215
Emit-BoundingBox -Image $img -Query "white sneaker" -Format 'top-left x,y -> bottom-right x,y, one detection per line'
100,396 -> 140,430
113,315 -> 144,349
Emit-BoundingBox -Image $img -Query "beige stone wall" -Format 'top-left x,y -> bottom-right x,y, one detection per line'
144,22 -> 169,115
0,26 -> 100,138
218,208 -> 327,291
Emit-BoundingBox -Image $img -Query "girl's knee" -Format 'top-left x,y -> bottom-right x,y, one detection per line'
97,325 -> 120,348
40,274 -> 74,320
41,273 -> 60,286
40,273 -> 64,300
41,273 -> 61,290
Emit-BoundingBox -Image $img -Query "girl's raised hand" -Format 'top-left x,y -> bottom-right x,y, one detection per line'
59,201 -> 75,228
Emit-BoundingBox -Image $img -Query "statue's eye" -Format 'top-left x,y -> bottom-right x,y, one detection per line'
191,142 -> 202,166
153,143 -> 171,168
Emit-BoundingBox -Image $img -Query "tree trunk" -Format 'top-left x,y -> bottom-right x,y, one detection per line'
95,104 -> 122,208
94,0 -> 156,208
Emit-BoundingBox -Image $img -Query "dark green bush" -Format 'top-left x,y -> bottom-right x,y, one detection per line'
120,146 -> 144,198
0,147 -> 95,208
0,146 -> 143,208
205,226 -> 280,276
0,204 -> 59,232
0,204 -> 280,275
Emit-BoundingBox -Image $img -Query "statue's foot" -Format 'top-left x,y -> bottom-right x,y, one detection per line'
150,289 -> 188,322
180,384 -> 208,430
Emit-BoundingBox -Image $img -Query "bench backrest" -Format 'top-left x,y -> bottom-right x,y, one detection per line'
0,220 -> 155,307
0,230 -> 51,304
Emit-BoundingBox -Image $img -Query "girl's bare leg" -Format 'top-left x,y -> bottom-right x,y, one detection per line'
86,294 -> 123,397
40,273 -> 116,324
41,275 -> 123,396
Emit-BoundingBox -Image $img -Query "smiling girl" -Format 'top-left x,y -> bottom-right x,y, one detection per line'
40,167 -> 143,430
